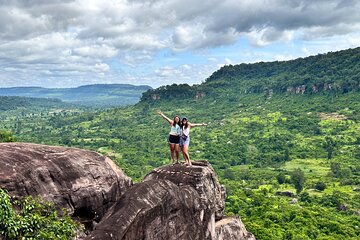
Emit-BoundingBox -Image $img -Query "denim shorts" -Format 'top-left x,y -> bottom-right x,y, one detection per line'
180,136 -> 190,147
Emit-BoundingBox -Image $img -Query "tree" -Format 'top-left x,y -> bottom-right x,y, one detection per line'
0,130 -> 16,142
276,172 -> 286,184
323,136 -> 336,159
0,188 -> 77,239
354,145 -> 360,159
315,181 -> 326,191
224,169 -> 236,180
291,168 -> 305,194
330,162 -> 341,177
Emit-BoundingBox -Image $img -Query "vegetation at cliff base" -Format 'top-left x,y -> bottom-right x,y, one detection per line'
0,130 -> 16,142
0,189 -> 77,240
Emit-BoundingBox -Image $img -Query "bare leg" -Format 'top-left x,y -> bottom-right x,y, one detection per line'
175,144 -> 180,163
182,145 -> 191,166
181,146 -> 186,163
169,143 -> 175,163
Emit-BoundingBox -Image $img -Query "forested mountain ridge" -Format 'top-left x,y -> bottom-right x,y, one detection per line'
142,47 -> 360,101
0,84 -> 152,107
0,96 -> 64,111
205,47 -> 360,93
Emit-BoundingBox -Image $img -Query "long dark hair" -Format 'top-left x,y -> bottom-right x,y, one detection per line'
173,115 -> 180,127
181,118 -> 189,129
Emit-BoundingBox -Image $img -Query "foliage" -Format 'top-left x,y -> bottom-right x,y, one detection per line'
0,96 -> 63,111
141,83 -> 196,101
205,47 -> 360,95
330,162 -> 342,177
314,181 -> 327,191
324,136 -> 337,159
0,189 -> 77,240
225,186 -> 360,240
276,172 -> 286,184
0,130 -> 16,142
291,168 -> 306,194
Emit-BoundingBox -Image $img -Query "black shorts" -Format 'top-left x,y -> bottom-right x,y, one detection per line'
168,135 -> 180,144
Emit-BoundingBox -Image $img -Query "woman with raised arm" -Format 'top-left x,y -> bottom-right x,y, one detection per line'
157,110 -> 181,164
179,117 -> 207,166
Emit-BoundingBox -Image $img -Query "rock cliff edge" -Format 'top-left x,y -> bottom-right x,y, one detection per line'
87,161 -> 255,240
0,143 -> 255,240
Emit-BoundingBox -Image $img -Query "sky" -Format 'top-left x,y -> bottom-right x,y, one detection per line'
0,0 -> 360,88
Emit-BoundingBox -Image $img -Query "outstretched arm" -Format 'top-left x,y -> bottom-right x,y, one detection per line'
189,122 -> 207,127
157,110 -> 173,124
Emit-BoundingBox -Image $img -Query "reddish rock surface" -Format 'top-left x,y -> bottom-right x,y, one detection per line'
0,142 -> 132,223
143,160 -> 226,221
87,161 -> 255,240
0,143 -> 255,240
215,216 -> 256,240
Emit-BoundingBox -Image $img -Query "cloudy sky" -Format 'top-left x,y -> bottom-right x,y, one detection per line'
1,0 -> 360,88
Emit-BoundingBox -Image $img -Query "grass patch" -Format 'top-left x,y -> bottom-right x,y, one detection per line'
283,158 -> 330,178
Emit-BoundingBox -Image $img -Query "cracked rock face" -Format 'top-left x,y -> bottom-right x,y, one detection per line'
86,161 -> 254,240
86,179 -> 207,240
0,142 -> 132,223
144,160 -> 226,221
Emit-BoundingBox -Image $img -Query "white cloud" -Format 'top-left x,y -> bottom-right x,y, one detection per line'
94,63 -> 110,72
73,45 -> 118,58
150,63 -> 214,87
247,28 -> 294,47
0,0 -> 360,87
121,52 -> 153,67
273,54 -> 295,61
155,66 -> 181,78
217,57 -> 233,68
181,64 -> 191,70
225,58 -> 232,65
172,24 -> 238,51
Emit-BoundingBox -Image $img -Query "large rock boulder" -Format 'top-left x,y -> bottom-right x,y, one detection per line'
275,190 -> 295,197
86,179 -> 207,240
86,161 -> 254,240
215,216 -> 256,240
0,142 -> 132,224
143,160 -> 225,220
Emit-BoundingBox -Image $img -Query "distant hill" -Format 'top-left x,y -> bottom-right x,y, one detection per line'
204,46 -> 360,94
0,84 -> 152,107
0,96 -> 64,111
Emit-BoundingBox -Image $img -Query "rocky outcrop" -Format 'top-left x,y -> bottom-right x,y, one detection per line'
216,216 -> 256,240
0,143 -> 254,239
275,190 -> 295,197
86,179 -> 205,240
287,85 -> 306,94
0,142 -> 132,225
87,161 -> 254,240
195,91 -> 206,99
150,94 -> 160,100
144,160 -> 225,220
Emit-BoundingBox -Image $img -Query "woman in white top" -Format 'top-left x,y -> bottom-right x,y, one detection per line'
157,110 -> 181,164
180,117 -> 207,166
